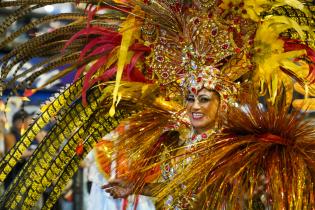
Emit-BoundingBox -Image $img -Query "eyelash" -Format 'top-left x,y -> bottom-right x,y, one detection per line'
199,98 -> 210,103
186,97 -> 210,103
186,97 -> 195,102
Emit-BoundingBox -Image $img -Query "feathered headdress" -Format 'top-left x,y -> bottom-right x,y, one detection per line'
0,0 -> 315,209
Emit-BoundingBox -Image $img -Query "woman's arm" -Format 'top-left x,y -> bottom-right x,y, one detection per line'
102,179 -> 165,198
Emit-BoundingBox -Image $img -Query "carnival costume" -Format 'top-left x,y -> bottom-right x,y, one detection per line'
1,0 -> 315,209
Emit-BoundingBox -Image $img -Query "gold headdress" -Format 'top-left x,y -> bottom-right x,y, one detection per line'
140,0 -> 255,104
0,0 -> 315,209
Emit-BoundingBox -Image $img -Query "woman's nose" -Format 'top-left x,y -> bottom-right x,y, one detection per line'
192,100 -> 201,110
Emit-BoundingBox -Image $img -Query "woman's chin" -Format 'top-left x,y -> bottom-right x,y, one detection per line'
192,123 -> 207,131
192,121 -> 215,133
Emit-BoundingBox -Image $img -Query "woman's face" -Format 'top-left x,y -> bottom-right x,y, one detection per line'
186,88 -> 220,134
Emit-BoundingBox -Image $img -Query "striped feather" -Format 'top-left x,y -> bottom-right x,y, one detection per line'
1,86 -> 103,209
0,78 -> 83,182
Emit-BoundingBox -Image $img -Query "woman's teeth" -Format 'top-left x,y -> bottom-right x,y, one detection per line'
192,113 -> 204,119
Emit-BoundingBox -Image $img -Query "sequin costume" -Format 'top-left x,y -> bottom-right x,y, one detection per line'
0,0 -> 315,209
159,129 -> 217,209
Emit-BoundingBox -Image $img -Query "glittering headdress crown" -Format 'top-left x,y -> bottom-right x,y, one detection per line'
139,0 -> 256,105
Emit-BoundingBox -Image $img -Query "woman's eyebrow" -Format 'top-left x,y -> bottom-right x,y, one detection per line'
198,94 -> 211,97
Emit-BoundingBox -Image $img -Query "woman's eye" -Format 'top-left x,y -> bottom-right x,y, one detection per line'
186,97 -> 195,103
199,97 -> 210,103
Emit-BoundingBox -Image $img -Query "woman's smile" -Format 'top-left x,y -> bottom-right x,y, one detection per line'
191,112 -> 205,120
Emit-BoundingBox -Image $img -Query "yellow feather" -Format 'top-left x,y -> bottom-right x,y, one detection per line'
292,98 -> 315,111
110,6 -> 142,116
294,83 -> 315,96
252,14 -> 312,103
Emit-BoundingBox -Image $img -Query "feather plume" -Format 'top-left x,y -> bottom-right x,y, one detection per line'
0,78 -> 83,183
153,97 -> 315,209
253,15 -> 315,103
0,82 -> 145,209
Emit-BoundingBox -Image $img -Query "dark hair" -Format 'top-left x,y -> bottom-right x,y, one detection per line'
12,110 -> 30,123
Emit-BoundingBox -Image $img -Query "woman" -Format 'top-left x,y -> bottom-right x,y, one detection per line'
102,87 -> 222,208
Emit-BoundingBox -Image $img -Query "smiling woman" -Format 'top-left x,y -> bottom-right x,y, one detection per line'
186,89 -> 220,134
103,80 -> 231,209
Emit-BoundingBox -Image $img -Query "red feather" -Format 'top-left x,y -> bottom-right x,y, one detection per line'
82,55 -> 109,105
90,66 -> 117,85
62,26 -> 118,53
129,43 -> 151,52
283,39 -> 315,83
78,37 -> 119,61
125,51 -> 144,80
64,19 -> 151,105
126,68 -> 148,82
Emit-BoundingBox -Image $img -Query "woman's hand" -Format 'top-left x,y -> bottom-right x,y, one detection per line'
102,179 -> 135,199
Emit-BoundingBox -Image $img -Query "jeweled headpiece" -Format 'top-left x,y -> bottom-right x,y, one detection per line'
183,67 -> 240,109
142,0 -> 255,102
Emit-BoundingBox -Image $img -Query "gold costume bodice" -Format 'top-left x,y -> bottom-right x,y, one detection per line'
160,129 -> 217,209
